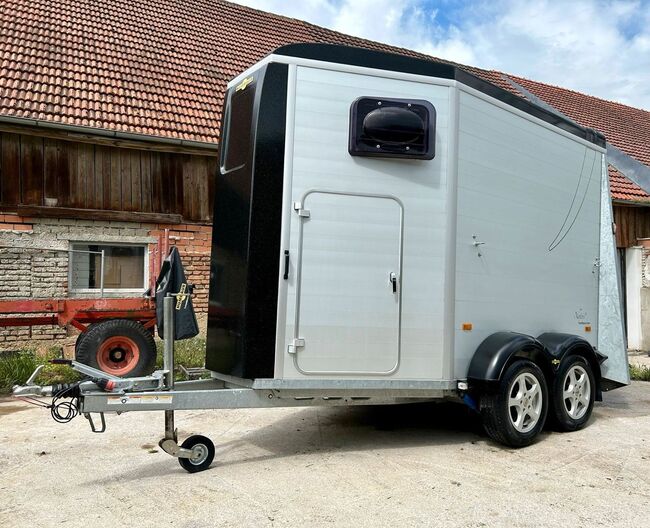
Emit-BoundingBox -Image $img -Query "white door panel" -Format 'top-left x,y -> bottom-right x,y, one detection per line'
295,191 -> 403,374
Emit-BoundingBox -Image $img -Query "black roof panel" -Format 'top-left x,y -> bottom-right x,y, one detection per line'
274,44 -> 605,148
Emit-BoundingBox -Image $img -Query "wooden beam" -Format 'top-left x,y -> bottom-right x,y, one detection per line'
20,134 -> 44,205
1,133 -> 20,204
0,122 -> 219,157
5,204 -> 185,224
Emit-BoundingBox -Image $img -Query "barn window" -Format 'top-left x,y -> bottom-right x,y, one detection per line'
348,97 -> 436,159
70,243 -> 148,293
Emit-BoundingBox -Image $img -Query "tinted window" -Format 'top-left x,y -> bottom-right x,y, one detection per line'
349,97 -> 436,160
222,80 -> 256,172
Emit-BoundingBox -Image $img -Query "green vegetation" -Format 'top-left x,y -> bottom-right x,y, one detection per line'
155,336 -> 209,380
0,337 -> 207,394
0,347 -> 81,393
630,363 -> 650,382
154,336 -> 206,369
0,351 -> 39,393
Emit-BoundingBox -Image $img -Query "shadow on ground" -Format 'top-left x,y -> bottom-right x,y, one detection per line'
86,401 -> 497,482
87,384 -> 650,482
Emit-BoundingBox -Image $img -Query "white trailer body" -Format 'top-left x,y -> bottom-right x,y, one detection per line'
207,44 -> 627,391
14,45 -> 630,470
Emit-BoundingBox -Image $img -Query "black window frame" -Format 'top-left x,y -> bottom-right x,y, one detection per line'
220,75 -> 258,174
349,96 -> 436,160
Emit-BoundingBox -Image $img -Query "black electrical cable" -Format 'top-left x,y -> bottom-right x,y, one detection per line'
49,382 -> 82,423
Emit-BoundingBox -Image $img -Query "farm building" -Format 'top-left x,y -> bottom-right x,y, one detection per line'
1,0 -> 650,351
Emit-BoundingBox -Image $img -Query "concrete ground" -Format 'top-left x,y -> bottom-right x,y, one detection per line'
629,350 -> 650,368
1,383 -> 649,528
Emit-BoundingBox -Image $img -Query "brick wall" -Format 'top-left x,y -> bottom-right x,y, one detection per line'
0,212 -> 212,351
149,224 -> 212,313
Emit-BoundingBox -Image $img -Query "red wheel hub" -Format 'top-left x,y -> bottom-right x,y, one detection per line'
97,336 -> 140,376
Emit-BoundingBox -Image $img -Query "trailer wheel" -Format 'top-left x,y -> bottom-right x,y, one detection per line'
76,319 -> 156,377
550,356 -> 595,431
480,360 -> 548,447
178,435 -> 215,473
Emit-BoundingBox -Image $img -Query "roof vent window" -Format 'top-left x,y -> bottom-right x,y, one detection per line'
349,97 -> 435,159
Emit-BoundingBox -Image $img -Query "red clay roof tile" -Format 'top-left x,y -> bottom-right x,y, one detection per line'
608,165 -> 650,203
0,0 -> 648,201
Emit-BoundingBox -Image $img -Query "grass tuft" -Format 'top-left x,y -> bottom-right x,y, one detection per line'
0,350 -> 40,393
630,363 -> 650,382
0,348 -> 81,393
155,336 -> 208,381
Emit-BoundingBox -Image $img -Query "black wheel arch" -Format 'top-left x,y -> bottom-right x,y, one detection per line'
537,332 -> 603,401
468,331 -> 603,401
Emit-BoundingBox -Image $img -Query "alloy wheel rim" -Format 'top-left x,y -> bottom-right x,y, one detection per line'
508,372 -> 543,433
563,365 -> 590,420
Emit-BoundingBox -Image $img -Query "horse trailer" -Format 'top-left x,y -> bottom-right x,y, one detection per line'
14,44 -> 629,472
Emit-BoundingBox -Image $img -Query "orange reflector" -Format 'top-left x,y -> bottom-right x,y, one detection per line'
585,325 -> 592,332
462,323 -> 473,331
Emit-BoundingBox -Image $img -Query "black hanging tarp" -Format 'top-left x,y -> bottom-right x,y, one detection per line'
155,246 -> 199,340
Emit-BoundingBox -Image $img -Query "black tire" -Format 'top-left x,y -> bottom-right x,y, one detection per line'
550,355 -> 595,432
480,360 -> 548,447
75,319 -> 156,377
178,435 -> 215,473
74,325 -> 93,353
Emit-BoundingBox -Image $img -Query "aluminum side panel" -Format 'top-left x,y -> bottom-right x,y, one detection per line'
454,90 -> 602,378
598,156 -> 630,385
281,66 -> 451,380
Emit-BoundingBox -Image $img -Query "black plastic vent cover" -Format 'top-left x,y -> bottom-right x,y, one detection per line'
349,97 -> 435,159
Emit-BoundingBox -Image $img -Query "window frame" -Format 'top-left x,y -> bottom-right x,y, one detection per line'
68,241 -> 150,296
220,74 -> 257,174
348,96 -> 436,160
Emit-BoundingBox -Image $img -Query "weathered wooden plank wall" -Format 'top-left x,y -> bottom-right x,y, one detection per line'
0,131 -> 216,223
613,204 -> 650,248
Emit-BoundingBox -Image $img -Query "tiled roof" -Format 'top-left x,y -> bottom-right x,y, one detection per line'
0,0 -> 648,201
0,0 -> 313,142
608,165 -> 650,203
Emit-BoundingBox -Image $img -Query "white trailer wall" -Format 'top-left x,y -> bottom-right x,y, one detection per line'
453,88 -> 604,379
262,58 -> 621,385
278,65 -> 452,380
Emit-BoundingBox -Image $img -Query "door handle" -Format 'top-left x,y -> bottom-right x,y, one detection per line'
389,272 -> 397,293
283,250 -> 290,280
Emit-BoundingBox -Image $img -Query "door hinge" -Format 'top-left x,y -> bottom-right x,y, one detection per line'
293,201 -> 310,218
287,338 -> 305,354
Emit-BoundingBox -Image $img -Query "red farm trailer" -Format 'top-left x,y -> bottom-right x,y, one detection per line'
0,297 -> 157,376
0,230 -> 170,376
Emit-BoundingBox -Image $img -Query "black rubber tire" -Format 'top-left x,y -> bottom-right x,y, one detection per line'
178,435 -> 215,473
480,360 -> 548,448
550,355 -> 595,432
74,325 -> 93,354
75,319 -> 156,377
